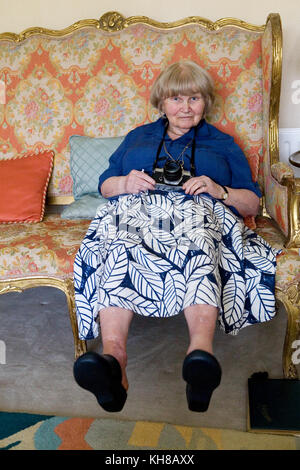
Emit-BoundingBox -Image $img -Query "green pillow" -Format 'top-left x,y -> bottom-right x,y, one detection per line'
61,194 -> 106,219
62,134 -> 124,219
69,135 -> 124,199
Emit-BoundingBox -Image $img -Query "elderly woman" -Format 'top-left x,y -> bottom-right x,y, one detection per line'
73,60 -> 279,413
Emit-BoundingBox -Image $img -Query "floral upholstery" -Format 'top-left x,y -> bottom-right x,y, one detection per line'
255,217 -> 300,290
271,162 -> 294,183
0,215 -> 90,279
0,22 -> 264,203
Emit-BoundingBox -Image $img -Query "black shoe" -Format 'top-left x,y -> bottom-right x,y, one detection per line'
73,351 -> 127,412
182,350 -> 222,412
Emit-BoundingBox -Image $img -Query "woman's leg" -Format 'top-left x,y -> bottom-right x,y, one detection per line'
99,306 -> 134,391
182,304 -> 221,412
183,304 -> 218,355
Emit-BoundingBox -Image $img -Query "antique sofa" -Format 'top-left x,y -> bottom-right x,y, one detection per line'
0,11 -> 299,378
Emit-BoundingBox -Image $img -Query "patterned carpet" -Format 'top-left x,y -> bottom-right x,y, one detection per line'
0,411 -> 299,450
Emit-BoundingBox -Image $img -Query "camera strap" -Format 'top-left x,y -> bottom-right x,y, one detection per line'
153,120 -> 197,176
153,120 -> 169,167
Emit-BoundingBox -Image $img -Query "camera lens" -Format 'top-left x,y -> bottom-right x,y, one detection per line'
164,161 -> 182,183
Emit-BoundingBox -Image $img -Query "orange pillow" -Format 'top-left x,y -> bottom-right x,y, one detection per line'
0,150 -> 54,223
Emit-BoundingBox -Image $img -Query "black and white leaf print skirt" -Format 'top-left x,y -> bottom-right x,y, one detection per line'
74,189 -> 280,340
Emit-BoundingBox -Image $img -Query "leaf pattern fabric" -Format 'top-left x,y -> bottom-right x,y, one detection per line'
74,189 -> 280,340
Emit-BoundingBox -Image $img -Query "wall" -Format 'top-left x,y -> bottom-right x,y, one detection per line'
0,0 -> 299,130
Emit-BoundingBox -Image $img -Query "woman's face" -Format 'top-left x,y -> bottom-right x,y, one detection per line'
162,93 -> 205,136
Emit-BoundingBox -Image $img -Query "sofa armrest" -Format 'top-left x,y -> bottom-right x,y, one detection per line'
264,163 -> 300,249
279,174 -> 300,249
271,162 -> 294,183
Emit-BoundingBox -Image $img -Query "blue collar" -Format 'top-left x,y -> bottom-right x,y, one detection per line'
147,117 -> 211,141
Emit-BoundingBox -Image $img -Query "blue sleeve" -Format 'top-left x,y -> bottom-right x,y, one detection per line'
98,134 -> 131,194
227,141 -> 262,198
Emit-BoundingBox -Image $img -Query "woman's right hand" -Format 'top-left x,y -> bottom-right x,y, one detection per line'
100,170 -> 156,198
124,169 -> 156,194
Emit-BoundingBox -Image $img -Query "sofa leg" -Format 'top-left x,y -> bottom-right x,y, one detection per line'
278,285 -> 300,379
63,278 -> 87,359
0,277 -> 87,359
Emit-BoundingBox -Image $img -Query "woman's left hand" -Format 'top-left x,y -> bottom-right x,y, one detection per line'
182,176 -> 223,199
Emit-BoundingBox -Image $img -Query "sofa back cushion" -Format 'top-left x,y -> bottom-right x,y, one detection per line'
70,135 -> 124,199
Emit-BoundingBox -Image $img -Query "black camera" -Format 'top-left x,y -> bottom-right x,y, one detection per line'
151,120 -> 197,186
152,161 -> 193,186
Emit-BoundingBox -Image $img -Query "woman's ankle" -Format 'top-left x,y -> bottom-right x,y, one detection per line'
102,341 -> 128,390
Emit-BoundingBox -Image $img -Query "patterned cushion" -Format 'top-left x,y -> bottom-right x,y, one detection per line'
70,135 -> 124,199
0,213 -> 298,292
61,194 -> 106,219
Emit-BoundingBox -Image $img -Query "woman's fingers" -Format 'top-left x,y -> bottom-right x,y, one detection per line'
183,176 -> 222,198
183,176 -> 208,195
139,170 -> 156,187
125,170 -> 155,193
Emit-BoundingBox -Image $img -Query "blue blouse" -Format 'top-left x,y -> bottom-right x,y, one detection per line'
98,118 -> 261,215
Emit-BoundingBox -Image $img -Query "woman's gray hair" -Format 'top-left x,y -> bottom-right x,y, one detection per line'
150,60 -> 215,116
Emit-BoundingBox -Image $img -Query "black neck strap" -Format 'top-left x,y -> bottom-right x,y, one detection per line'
153,119 -> 168,166
153,119 -> 197,175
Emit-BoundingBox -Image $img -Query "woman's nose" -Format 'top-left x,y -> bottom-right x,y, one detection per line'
181,100 -> 190,112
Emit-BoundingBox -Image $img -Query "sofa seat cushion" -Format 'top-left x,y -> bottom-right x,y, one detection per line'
255,216 -> 300,291
255,215 -> 286,250
0,214 -> 90,279
0,213 -> 299,292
